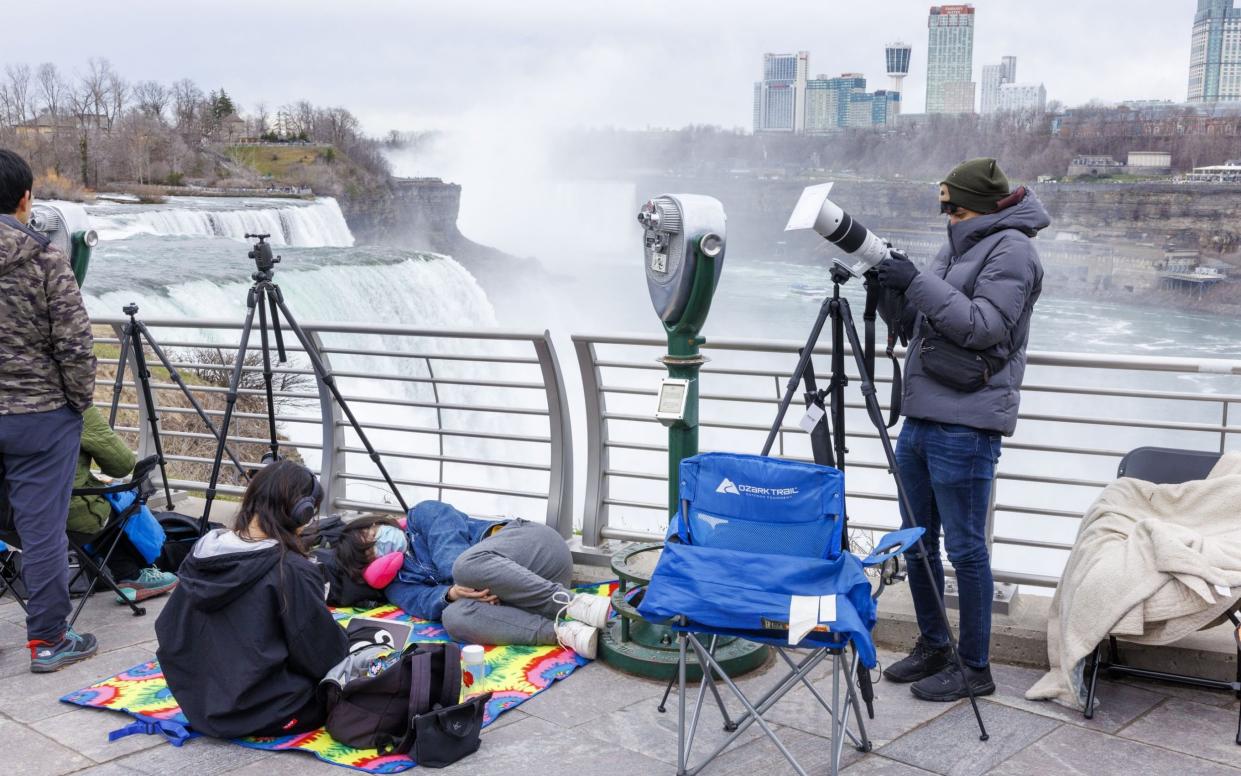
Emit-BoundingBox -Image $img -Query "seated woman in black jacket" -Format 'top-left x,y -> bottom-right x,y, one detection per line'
155,460 -> 347,738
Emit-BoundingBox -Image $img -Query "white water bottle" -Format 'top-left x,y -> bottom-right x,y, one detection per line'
462,644 -> 487,695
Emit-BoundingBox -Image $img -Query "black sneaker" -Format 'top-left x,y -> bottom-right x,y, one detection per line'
882,638 -> 952,683
910,664 -> 995,702
28,628 -> 98,673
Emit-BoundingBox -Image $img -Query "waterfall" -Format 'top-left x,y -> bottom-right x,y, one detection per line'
87,197 -> 355,247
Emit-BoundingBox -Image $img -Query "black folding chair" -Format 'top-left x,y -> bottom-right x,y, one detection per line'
1082,446 -> 1240,745
0,455 -> 160,624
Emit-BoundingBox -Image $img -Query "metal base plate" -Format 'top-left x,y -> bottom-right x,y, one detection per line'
598,619 -> 769,681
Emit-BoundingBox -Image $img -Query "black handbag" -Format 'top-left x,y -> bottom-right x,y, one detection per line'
918,332 -> 1006,393
410,693 -> 491,768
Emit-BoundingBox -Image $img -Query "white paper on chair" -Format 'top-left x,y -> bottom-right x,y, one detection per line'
788,595 -> 819,645
819,594 -> 837,623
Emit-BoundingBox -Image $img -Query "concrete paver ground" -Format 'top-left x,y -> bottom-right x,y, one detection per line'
1,594 -> 1238,775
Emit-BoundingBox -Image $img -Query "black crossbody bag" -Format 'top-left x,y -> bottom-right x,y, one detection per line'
918,332 -> 1006,393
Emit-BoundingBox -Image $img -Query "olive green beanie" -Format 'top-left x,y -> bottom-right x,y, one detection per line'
940,158 -> 1010,215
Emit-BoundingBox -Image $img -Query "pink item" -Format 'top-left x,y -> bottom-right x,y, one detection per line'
363,551 -> 404,589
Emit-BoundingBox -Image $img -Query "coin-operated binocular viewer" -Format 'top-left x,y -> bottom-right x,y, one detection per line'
639,194 -> 726,516
30,202 -> 98,286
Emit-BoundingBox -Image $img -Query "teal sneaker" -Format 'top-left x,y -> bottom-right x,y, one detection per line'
116,567 -> 178,604
29,628 -> 98,673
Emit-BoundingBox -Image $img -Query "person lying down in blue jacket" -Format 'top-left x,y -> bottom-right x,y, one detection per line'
333,500 -> 611,658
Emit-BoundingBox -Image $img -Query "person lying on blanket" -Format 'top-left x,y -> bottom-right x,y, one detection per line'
334,500 -> 611,658
154,460 -> 348,739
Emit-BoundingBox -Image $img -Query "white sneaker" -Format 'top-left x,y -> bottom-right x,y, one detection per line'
552,591 -> 612,629
555,620 -> 599,659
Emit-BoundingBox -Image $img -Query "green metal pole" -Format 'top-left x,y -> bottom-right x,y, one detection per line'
661,243 -> 719,517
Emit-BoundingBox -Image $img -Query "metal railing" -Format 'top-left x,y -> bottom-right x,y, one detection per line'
573,333 -> 1241,589
96,317 -> 574,537
92,315 -> 1241,591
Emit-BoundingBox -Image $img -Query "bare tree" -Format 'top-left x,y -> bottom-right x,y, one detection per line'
171,78 -> 203,135
35,63 -> 64,119
133,80 -> 169,122
4,64 -> 33,126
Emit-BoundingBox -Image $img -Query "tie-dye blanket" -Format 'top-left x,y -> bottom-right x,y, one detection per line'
61,584 -> 614,773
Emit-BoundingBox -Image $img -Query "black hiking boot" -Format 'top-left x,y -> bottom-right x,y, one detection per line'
882,638 -> 952,684
910,664 -> 996,702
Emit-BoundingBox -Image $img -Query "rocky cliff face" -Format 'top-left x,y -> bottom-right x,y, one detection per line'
337,176 -> 535,290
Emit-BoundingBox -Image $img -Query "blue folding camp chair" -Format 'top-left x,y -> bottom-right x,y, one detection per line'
639,452 -> 923,776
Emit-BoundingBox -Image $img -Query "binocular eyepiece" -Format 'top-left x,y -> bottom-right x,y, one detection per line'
245,233 -> 280,272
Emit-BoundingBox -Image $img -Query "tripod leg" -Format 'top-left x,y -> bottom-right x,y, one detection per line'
269,289 -> 410,512
136,321 -> 250,482
256,289 -> 281,461
762,296 -> 834,457
108,323 -> 132,429
836,299 -> 988,741
127,318 -> 175,508
200,290 -> 260,534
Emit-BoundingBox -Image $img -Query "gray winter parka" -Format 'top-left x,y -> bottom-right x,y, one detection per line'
900,187 -> 1049,436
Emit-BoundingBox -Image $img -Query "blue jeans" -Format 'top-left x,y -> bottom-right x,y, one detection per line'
894,418 -> 1001,669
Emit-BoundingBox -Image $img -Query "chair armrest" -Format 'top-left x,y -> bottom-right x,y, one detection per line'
72,455 -> 161,498
860,527 -> 925,567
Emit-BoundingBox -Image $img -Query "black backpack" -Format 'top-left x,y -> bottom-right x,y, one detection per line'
321,642 -> 491,768
153,512 -> 223,573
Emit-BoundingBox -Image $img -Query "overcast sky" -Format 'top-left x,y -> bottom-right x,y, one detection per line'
4,1 -> 1201,135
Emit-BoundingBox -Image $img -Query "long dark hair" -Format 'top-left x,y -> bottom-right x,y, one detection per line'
236,460 -> 319,557
335,514 -> 401,585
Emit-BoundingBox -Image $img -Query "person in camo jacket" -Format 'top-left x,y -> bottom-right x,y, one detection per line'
0,149 -> 100,672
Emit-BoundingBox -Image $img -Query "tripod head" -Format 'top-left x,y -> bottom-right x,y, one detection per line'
123,302 -> 139,317
246,233 -> 281,278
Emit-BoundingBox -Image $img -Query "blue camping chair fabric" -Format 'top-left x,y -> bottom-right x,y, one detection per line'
638,452 -> 924,776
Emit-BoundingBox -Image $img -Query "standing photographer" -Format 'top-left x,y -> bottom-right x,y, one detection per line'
874,158 -> 1047,701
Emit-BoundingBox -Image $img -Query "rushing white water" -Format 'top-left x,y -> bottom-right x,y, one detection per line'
86,197 -> 355,247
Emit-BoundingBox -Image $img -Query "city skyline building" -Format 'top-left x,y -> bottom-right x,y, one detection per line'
885,41 -> 913,117
926,4 -> 976,114
942,80 -> 977,114
1188,0 -> 1241,102
999,82 -> 1047,113
753,51 -> 805,132
755,54 -> 905,132
981,55 -> 1018,114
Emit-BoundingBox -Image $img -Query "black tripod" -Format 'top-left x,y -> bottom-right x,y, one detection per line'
759,262 -> 989,742
199,234 -> 410,532
108,303 -> 249,509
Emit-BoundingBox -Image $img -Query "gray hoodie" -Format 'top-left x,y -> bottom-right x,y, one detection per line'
900,188 -> 1049,436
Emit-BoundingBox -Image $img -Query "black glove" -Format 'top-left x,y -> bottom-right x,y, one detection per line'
875,251 -> 918,293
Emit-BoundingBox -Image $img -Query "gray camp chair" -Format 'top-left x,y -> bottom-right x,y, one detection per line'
1082,446 -> 1240,745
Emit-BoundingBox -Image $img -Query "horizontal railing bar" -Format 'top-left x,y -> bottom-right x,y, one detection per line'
94,316 -> 550,343
339,445 -> 551,472
593,360 -> 890,384
164,478 -> 246,498
106,359 -> 546,391
146,428 -> 324,450
341,472 -> 547,500
111,402 -> 323,425
992,535 -> 1074,551
318,346 -> 539,365
993,504 -> 1084,519
336,421 -> 551,445
597,375 -> 1241,411
576,332 -> 1241,374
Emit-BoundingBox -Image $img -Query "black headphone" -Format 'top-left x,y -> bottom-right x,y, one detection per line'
290,467 -> 323,527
